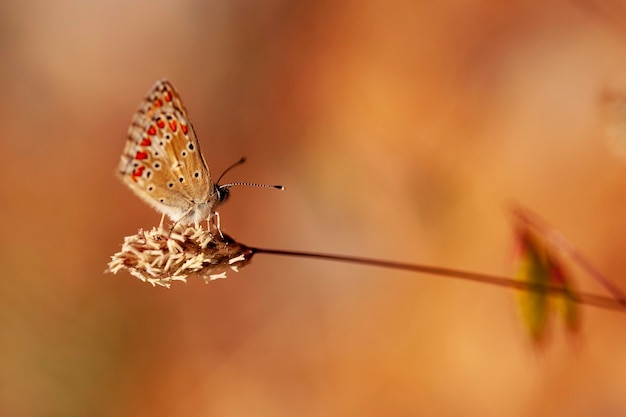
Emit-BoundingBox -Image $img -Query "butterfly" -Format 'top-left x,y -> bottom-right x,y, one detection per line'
118,79 -> 229,226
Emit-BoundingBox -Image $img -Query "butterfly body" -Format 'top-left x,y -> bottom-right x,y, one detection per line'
118,80 -> 225,225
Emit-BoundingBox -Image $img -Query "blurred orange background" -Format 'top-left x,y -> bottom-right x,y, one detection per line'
1,0 -> 626,416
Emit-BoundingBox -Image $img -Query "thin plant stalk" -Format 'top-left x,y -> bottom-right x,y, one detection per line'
251,247 -> 626,312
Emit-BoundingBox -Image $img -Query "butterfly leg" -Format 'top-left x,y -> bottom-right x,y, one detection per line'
208,211 -> 224,238
159,213 -> 166,231
167,204 -> 196,235
167,220 -> 180,237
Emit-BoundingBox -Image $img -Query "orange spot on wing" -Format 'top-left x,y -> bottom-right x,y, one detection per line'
154,98 -> 163,107
156,119 -> 165,129
164,91 -> 172,102
181,124 -> 188,135
131,165 -> 145,181
169,119 -> 178,132
147,125 -> 157,136
135,151 -> 148,160
140,137 -> 151,146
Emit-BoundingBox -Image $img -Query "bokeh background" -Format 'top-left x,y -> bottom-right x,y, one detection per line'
1,0 -> 626,416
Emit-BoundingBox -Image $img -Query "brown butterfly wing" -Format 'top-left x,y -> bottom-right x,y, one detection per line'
118,80 -> 216,222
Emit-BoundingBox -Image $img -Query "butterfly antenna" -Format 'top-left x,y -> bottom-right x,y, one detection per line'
219,182 -> 285,191
215,157 -> 285,202
216,157 -> 247,184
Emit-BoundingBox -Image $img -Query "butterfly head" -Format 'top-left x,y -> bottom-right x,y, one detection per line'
215,184 -> 231,204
